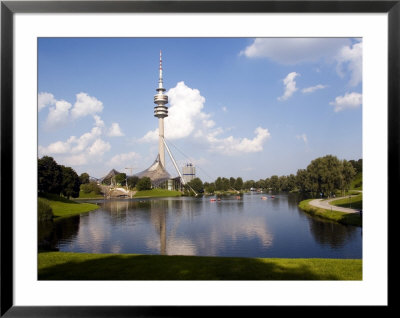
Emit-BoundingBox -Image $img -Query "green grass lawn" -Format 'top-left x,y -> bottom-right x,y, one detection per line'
39,194 -> 99,218
298,199 -> 362,227
38,252 -> 362,280
134,188 -> 182,198
330,194 -> 363,210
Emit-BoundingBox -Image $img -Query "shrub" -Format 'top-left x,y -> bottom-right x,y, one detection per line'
38,198 -> 53,221
81,182 -> 101,194
136,177 -> 152,191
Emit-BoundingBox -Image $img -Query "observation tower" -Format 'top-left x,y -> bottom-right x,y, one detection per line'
135,51 -> 191,191
154,50 -> 168,168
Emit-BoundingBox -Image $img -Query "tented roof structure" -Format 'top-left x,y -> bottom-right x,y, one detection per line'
135,155 -> 171,187
100,169 -> 121,184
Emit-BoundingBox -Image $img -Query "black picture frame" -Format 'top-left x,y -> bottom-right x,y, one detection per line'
1,1 -> 395,316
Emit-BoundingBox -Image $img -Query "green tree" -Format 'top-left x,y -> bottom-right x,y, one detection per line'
115,173 -> 127,186
296,169 -> 310,193
306,155 -> 342,197
38,156 -> 63,194
221,177 -> 230,191
269,175 -> 280,192
79,172 -> 90,184
255,179 -> 266,189
264,178 -> 271,191
60,166 -> 81,199
234,177 -> 243,191
341,159 -> 356,194
127,176 -> 139,189
188,177 -> 204,194
243,180 -> 255,190
81,181 -> 101,194
204,182 -> 216,194
215,177 -> 223,191
136,177 -> 152,191
287,174 -> 297,192
229,177 -> 236,189
349,159 -> 362,173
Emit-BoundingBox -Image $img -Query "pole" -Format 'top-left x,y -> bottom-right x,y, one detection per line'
162,137 -> 198,196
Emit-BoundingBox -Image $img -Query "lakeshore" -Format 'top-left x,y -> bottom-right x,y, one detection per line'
298,195 -> 362,227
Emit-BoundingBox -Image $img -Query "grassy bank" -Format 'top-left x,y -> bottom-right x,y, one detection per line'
330,194 -> 363,210
39,194 -> 99,218
298,199 -> 362,227
134,189 -> 182,198
38,252 -> 361,280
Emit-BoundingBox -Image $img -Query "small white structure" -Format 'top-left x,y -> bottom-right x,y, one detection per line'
182,163 -> 196,183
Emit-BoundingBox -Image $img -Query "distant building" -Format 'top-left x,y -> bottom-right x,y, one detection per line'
182,163 -> 196,183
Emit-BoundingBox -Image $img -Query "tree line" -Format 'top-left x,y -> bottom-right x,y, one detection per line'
39,155 -> 361,198
187,155 -> 362,197
38,156 -> 82,199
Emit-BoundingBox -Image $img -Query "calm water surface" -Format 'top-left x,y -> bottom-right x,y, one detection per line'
40,193 -> 362,258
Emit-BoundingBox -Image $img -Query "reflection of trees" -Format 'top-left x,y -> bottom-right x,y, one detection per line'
38,216 -> 80,250
306,216 -> 359,248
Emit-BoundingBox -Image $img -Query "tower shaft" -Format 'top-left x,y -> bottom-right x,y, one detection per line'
153,50 -> 168,168
158,117 -> 165,167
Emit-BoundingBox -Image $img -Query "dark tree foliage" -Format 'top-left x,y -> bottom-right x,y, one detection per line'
127,176 -> 139,189
81,181 -> 101,194
136,177 -> 152,191
269,175 -> 280,192
208,156 -> 360,197
115,173 -> 127,186
187,177 -> 204,193
234,177 -> 243,190
38,156 -> 63,194
229,177 -> 236,188
204,182 -> 216,193
243,180 -> 255,190
61,166 -> 81,199
349,159 -> 362,173
79,172 -> 90,184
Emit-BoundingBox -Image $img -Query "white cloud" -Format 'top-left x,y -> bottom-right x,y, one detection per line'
278,72 -> 300,101
140,81 -> 271,155
38,92 -> 56,111
39,115 -> 110,166
42,92 -> 105,129
240,38 -> 350,65
45,100 -> 72,128
107,152 -> 139,167
329,92 -> 362,112
207,127 -> 271,155
108,123 -> 124,137
87,139 -> 111,156
140,81 -> 208,142
93,115 -> 105,127
296,133 -> 308,144
336,41 -> 362,87
71,92 -> 103,119
302,84 -> 327,94
222,106 -> 228,112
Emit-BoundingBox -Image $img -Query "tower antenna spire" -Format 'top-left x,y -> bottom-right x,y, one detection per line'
159,50 -> 163,89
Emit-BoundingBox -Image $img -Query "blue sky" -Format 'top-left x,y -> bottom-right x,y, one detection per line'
38,38 -> 362,181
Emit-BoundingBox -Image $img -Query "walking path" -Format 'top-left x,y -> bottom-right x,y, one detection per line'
309,196 -> 361,214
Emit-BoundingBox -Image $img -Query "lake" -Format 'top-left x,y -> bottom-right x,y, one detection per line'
39,193 -> 362,259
